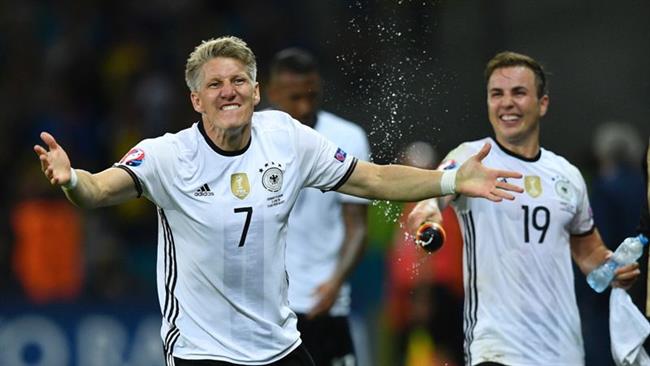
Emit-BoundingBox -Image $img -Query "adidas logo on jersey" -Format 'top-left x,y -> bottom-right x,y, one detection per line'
194,183 -> 214,196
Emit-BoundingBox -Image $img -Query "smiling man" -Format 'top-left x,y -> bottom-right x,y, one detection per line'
34,37 -> 524,366
407,52 -> 641,366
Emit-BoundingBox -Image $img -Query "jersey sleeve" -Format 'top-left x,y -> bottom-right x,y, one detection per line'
569,168 -> 595,236
113,137 -> 172,208
294,121 -> 358,192
437,142 -> 477,172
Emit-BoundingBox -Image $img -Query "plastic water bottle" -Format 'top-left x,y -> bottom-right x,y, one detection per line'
586,234 -> 648,293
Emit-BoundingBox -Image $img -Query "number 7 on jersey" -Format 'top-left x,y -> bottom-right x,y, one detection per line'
234,207 -> 253,247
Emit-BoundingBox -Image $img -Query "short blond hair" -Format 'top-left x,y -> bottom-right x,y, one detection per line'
185,36 -> 257,92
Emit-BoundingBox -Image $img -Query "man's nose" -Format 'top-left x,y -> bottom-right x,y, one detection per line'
220,82 -> 236,98
499,94 -> 514,108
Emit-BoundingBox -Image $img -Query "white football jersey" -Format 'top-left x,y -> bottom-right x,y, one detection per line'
285,111 -> 370,316
115,110 -> 358,365
441,137 -> 593,366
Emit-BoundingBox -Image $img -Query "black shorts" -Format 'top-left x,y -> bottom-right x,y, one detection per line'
296,314 -> 355,366
173,344 -> 314,366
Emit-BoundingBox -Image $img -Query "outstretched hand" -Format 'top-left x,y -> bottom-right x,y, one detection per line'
455,143 -> 523,201
33,132 -> 72,186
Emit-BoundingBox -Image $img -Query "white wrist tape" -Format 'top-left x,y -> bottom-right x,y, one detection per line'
62,168 -> 78,191
440,170 -> 457,195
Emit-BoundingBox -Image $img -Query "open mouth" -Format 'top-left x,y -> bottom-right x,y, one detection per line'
221,104 -> 241,111
500,114 -> 521,124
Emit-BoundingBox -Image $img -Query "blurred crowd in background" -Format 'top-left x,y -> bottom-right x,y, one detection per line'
1,1 -> 649,365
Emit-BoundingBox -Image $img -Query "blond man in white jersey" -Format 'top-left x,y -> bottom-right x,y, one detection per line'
34,36 -> 523,366
408,51 -> 641,366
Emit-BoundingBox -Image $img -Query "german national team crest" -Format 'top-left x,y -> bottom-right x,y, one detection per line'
524,175 -> 543,198
231,173 -> 250,199
259,162 -> 283,192
554,177 -> 574,202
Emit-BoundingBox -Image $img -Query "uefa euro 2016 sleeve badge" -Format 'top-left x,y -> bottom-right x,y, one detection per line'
259,162 -> 283,192
119,148 -> 145,167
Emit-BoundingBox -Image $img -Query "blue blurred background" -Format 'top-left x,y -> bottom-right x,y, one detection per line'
1,1 -> 649,365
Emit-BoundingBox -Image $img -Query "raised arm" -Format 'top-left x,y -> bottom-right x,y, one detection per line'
34,131 -> 138,208
338,142 -> 523,202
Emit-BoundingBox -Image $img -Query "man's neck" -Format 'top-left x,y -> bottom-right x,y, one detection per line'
495,135 -> 540,159
203,120 -> 251,152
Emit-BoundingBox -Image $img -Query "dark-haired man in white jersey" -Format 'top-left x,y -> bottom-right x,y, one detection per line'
34,36 -> 523,366
267,47 -> 369,366
408,51 -> 641,366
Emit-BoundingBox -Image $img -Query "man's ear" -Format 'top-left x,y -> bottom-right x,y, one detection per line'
254,82 -> 261,106
539,94 -> 549,117
190,92 -> 203,113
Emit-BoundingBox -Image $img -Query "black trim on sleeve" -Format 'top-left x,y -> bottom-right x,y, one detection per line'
114,165 -> 143,198
571,224 -> 596,237
326,157 -> 358,192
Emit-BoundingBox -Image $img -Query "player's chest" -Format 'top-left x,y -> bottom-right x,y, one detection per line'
462,168 -> 581,240
178,152 -> 300,217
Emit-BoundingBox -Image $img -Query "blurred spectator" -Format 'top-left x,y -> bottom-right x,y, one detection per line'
591,121 -> 645,246
385,141 -> 463,366
577,121 -> 646,366
10,156 -> 83,303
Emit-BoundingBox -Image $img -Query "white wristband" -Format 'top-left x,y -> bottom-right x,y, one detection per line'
62,168 -> 78,191
440,170 -> 457,195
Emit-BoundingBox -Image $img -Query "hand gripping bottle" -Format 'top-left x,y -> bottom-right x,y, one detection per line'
415,222 -> 446,253
586,234 -> 648,293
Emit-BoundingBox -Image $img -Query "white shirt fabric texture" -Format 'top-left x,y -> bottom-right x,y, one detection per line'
285,110 -> 370,316
442,137 -> 593,366
610,288 -> 650,366
115,110 -> 358,365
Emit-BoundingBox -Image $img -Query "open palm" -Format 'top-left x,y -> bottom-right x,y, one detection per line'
456,143 -> 523,201
33,132 -> 72,186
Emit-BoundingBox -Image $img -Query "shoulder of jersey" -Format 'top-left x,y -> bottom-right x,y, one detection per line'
539,147 -> 583,180
318,111 -> 366,133
254,110 -> 294,126
317,111 -> 369,153
466,137 -> 493,150
449,137 -> 490,157
135,125 -> 200,161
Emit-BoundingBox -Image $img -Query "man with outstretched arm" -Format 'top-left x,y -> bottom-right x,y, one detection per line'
408,51 -> 640,366
35,36 -> 522,366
